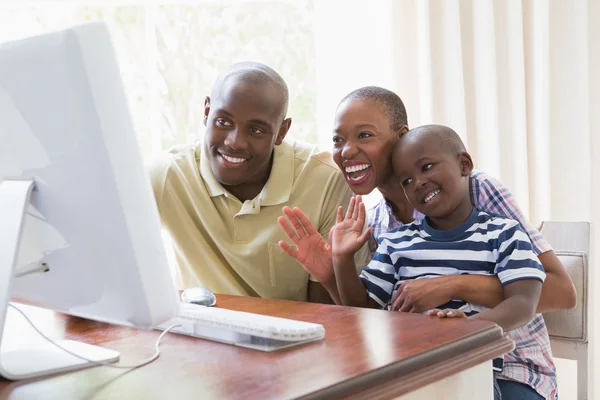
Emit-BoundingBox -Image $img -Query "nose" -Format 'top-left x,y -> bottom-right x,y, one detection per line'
223,128 -> 248,151
341,141 -> 359,160
414,174 -> 428,189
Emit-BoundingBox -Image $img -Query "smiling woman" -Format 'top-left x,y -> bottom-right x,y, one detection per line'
332,88 -> 409,196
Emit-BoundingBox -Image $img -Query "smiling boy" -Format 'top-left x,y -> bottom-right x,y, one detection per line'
330,125 -> 556,399
148,62 -> 369,303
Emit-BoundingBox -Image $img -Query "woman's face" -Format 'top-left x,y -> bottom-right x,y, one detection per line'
332,99 -> 405,195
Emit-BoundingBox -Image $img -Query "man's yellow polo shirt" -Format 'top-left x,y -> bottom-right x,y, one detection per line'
148,139 -> 370,301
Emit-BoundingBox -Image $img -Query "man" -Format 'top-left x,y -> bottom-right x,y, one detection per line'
148,61 -> 369,303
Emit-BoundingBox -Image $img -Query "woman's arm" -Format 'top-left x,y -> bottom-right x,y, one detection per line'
471,171 -> 576,311
391,250 -> 575,313
432,279 -> 543,332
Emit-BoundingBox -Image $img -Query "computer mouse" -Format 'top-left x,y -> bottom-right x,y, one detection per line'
181,286 -> 217,307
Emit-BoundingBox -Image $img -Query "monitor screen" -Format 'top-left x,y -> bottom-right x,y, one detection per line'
0,22 -> 178,331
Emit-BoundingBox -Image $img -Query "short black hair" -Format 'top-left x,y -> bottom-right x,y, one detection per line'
402,124 -> 466,155
339,86 -> 408,131
211,61 -> 289,117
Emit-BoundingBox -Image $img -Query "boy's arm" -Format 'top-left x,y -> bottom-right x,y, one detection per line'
433,221 -> 546,331
471,279 -> 542,331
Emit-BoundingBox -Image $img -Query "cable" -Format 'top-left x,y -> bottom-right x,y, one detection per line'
8,303 -> 181,369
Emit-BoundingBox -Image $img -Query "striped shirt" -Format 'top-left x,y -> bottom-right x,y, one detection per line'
361,209 -> 546,308
366,172 -> 558,400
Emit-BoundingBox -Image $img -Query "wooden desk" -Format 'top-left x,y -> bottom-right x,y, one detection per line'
0,295 -> 513,400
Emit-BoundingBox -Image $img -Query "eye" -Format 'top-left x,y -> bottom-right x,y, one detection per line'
358,132 -> 373,139
215,118 -> 232,127
422,163 -> 434,172
332,136 -> 343,144
402,178 -> 413,187
250,126 -> 265,135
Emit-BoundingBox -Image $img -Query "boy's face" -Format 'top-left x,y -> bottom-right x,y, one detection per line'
392,133 -> 472,221
203,78 -> 290,188
332,99 -> 407,195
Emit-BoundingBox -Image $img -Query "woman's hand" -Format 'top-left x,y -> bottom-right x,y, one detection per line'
331,196 -> 372,259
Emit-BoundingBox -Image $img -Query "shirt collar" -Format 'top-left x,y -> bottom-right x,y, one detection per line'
198,140 -> 294,205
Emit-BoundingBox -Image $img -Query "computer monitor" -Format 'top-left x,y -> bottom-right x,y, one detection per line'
0,22 -> 179,380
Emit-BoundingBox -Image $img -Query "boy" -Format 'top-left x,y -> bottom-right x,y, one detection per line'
331,124 -> 555,399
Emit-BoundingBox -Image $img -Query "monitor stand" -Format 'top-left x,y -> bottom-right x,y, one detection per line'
0,179 -> 120,380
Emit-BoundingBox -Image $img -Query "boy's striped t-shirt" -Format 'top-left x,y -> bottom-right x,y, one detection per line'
361,207 -> 557,399
360,208 -> 546,310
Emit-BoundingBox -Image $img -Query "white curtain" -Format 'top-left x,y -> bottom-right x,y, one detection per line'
315,0 -> 599,396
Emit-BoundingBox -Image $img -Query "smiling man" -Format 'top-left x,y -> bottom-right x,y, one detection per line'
148,62 -> 370,303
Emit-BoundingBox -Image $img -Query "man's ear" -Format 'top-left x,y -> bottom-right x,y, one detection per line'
203,96 -> 211,126
459,152 -> 474,176
275,117 -> 292,145
397,125 -> 410,138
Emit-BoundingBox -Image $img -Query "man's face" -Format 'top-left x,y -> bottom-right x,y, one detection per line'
332,99 -> 406,195
203,78 -> 289,188
392,134 -> 471,220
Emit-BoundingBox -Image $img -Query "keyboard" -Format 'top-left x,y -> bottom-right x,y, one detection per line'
156,303 -> 326,352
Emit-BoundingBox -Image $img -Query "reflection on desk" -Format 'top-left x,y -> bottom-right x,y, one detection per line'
0,294 -> 513,399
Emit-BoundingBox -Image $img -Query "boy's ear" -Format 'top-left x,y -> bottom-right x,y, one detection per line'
459,152 -> 474,176
203,96 -> 211,126
275,117 -> 292,145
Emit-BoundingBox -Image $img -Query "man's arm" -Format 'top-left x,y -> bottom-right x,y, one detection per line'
299,164 -> 370,303
307,281 -> 336,304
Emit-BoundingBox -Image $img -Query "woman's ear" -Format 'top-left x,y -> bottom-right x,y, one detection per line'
459,152 -> 474,176
397,125 -> 410,138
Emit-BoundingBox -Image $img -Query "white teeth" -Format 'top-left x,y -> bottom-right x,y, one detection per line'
424,190 -> 440,203
221,154 -> 246,164
345,164 -> 370,173
349,174 -> 367,182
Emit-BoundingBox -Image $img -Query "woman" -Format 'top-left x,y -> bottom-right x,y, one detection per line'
278,86 -> 574,400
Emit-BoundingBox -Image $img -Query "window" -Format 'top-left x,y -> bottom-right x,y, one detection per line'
0,2 -> 317,156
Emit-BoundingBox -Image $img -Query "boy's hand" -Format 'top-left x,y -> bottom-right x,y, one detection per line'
428,309 -> 467,318
278,207 -> 335,284
331,196 -> 372,259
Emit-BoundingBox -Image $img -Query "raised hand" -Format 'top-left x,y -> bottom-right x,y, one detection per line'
278,207 -> 334,284
331,196 -> 372,259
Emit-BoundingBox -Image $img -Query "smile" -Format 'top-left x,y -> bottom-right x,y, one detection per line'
344,164 -> 371,183
220,153 -> 247,164
424,190 -> 440,203
345,164 -> 370,174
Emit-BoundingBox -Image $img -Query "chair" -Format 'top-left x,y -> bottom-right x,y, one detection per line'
540,221 -> 590,400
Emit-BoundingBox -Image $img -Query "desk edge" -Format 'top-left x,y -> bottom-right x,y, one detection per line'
298,325 -> 513,400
